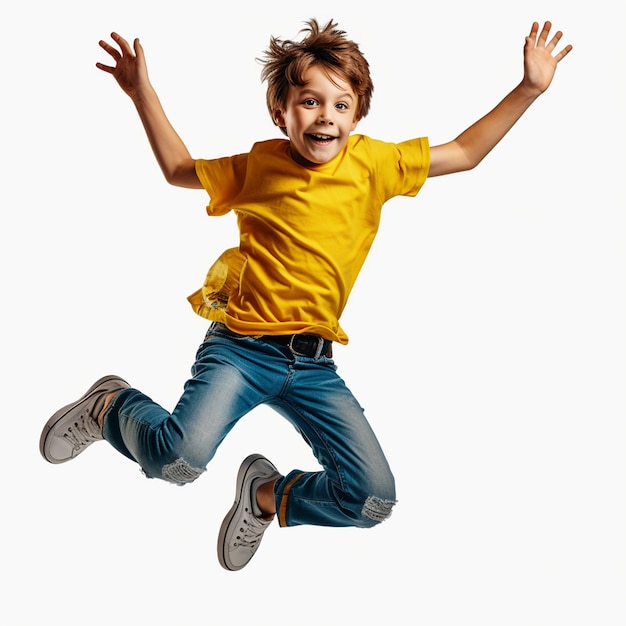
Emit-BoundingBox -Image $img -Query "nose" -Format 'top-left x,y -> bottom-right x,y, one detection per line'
318,108 -> 334,126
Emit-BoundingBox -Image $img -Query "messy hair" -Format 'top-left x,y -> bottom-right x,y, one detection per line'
259,18 -> 374,132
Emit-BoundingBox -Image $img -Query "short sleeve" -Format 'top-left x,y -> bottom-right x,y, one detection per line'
195,153 -> 249,216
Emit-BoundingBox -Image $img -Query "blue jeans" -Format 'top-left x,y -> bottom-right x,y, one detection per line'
102,323 -> 396,528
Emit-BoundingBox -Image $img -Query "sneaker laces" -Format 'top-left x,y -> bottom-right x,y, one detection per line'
63,412 -> 103,451
232,508 -> 271,549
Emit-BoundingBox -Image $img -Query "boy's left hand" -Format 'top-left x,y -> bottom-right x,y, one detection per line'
523,21 -> 573,95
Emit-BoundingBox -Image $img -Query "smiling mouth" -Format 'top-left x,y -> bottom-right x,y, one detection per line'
307,133 -> 336,144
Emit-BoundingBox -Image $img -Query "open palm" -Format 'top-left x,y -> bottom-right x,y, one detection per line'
523,21 -> 572,95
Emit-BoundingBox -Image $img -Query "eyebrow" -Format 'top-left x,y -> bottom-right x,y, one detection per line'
297,87 -> 356,102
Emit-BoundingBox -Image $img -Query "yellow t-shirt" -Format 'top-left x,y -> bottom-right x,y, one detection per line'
189,134 -> 430,344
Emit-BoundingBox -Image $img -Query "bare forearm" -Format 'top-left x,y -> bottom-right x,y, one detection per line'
455,81 -> 540,168
429,82 -> 541,177
131,83 -> 200,188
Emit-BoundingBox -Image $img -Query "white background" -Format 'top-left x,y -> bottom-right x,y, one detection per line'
2,1 -> 624,624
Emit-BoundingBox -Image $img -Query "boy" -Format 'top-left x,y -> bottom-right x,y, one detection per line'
39,19 -> 572,571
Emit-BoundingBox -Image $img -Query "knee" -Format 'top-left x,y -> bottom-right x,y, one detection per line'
358,494 -> 397,527
157,457 -> 206,485
355,472 -> 396,527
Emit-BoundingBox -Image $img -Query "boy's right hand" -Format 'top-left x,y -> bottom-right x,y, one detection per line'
96,33 -> 150,99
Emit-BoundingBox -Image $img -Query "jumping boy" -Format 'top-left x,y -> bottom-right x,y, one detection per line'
39,19 -> 572,571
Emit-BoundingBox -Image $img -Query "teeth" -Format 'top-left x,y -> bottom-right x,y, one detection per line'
310,133 -> 333,140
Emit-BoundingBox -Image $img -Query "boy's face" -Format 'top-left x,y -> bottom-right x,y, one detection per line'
274,65 -> 359,166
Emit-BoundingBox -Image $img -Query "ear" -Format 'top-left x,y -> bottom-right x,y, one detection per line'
273,108 -> 286,128
350,116 -> 359,132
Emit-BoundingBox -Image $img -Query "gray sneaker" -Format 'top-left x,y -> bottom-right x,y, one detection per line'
39,375 -> 130,464
217,454 -> 281,571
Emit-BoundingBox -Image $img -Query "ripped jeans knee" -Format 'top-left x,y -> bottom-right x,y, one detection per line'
146,458 -> 206,486
360,495 -> 397,526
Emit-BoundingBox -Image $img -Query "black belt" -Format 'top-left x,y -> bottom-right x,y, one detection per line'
268,333 -> 333,359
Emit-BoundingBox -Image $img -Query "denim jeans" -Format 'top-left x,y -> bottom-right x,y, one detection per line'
102,323 -> 396,528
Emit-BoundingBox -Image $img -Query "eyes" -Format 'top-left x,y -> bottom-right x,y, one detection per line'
302,97 -> 349,111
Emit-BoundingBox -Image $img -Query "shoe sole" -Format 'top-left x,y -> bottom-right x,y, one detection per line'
217,453 -> 273,571
39,375 -> 129,464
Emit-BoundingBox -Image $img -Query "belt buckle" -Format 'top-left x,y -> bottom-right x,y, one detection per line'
288,334 -> 325,359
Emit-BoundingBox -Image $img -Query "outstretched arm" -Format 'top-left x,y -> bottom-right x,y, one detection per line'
428,21 -> 572,178
97,33 -> 202,189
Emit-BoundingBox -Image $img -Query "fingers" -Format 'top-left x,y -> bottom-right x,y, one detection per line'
95,61 -> 115,74
537,21 -> 552,47
98,39 -> 121,63
546,30 -> 564,54
98,32 -> 135,62
133,37 -> 145,62
554,43 -> 573,63
527,21 -> 553,47
110,32 -> 134,56
527,20 -> 572,61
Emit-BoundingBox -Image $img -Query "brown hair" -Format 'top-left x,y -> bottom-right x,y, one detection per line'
259,19 -> 374,132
